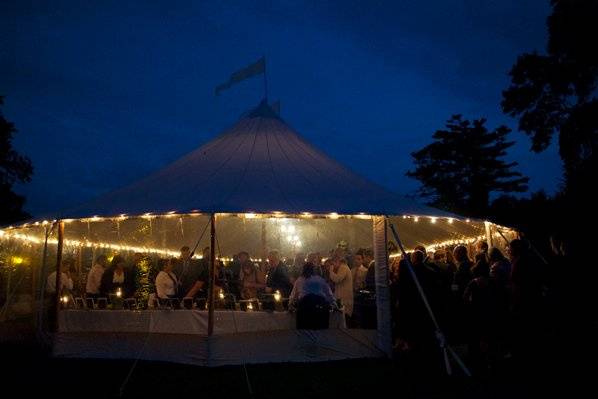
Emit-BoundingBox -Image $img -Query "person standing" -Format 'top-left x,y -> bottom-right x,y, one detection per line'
329,258 -> 354,317
155,258 -> 179,299
85,255 -> 107,298
265,250 -> 292,297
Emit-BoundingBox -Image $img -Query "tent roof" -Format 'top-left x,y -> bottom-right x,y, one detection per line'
59,101 -> 450,219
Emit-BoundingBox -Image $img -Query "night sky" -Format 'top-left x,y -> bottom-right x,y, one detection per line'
1,1 -> 561,217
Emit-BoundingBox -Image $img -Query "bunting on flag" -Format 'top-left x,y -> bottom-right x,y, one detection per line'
215,57 -> 266,96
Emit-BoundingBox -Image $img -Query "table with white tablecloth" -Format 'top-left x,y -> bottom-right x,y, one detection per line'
58,309 -> 346,335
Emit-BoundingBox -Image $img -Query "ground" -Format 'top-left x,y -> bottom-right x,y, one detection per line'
0,319 -> 591,398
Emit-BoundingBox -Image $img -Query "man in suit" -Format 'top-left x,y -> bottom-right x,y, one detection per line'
174,246 -> 207,298
265,250 -> 292,298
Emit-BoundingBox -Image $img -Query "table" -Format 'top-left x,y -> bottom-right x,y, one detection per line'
58,309 -> 346,335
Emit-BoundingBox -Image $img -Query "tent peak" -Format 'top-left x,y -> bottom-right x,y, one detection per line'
242,99 -> 281,120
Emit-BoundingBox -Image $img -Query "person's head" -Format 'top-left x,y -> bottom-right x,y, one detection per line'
61,258 -> 75,272
477,241 -> 489,254
353,253 -> 364,268
363,248 -> 374,264
433,250 -> 446,263
323,258 -> 334,269
180,246 -> 190,259
414,245 -> 427,257
241,259 -> 255,275
301,262 -> 316,279
337,240 -> 348,250
268,250 -> 280,266
307,252 -> 321,266
387,241 -> 398,254
411,250 -> 425,266
238,251 -> 250,264
488,247 -> 505,263
159,257 -> 174,273
508,239 -> 527,260
96,255 -> 108,268
111,255 -> 126,269
453,245 -> 469,263
333,247 -> 346,261
202,246 -> 210,260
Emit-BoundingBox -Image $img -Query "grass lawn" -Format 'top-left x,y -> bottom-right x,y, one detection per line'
0,318 -> 589,398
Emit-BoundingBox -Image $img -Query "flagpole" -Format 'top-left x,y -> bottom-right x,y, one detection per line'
263,56 -> 268,102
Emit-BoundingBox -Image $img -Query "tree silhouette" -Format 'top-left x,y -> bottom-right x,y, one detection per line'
407,115 -> 529,217
502,0 -> 598,198
0,96 -> 33,224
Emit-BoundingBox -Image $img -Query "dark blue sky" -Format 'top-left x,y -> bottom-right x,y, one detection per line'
1,1 -> 560,217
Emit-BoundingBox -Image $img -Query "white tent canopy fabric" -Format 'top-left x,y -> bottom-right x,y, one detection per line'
60,100 -> 448,219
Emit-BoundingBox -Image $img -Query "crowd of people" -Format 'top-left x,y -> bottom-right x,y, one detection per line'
47,235 -> 556,374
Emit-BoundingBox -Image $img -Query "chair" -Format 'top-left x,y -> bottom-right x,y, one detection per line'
124,298 -> 137,310
96,297 -> 108,309
182,298 -> 194,310
74,297 -> 85,309
85,297 -> 95,309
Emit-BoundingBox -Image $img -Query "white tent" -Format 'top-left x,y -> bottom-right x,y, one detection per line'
0,101 -> 514,366
61,100 -> 449,219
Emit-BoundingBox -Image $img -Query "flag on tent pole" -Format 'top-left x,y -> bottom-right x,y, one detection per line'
215,57 -> 266,96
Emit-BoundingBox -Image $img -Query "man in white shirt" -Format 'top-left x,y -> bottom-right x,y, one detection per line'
85,255 -> 107,298
351,252 -> 369,292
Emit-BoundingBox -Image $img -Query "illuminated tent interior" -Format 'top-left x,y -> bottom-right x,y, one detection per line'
0,101 -> 516,366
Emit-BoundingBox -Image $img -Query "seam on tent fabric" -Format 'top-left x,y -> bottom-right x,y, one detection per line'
187,119 -> 260,208
270,119 -> 322,204
264,118 -> 297,211
217,118 -> 262,209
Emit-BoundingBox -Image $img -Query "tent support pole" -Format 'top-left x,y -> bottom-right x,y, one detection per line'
53,221 -> 64,333
372,216 -> 392,357
207,213 -> 216,337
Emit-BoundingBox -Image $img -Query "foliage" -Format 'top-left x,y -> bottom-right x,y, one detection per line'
502,0 -> 598,192
0,96 -> 33,224
407,115 -> 528,217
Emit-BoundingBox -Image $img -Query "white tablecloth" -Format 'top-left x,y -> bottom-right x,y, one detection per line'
58,310 -> 346,335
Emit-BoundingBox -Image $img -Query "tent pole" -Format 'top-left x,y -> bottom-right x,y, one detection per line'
53,221 -> 64,333
372,216 -> 392,357
207,213 -> 216,336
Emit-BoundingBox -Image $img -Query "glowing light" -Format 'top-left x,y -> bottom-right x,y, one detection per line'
414,217 -> 419,222
11,256 -> 24,265
430,217 -> 437,224
116,288 -> 122,298
301,212 -> 312,218
328,212 -> 340,219
247,302 -> 254,311
274,290 -> 281,302
448,218 -> 454,224
466,219 -> 471,223
244,213 -> 257,219
219,290 -> 225,300
61,296 -> 69,304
